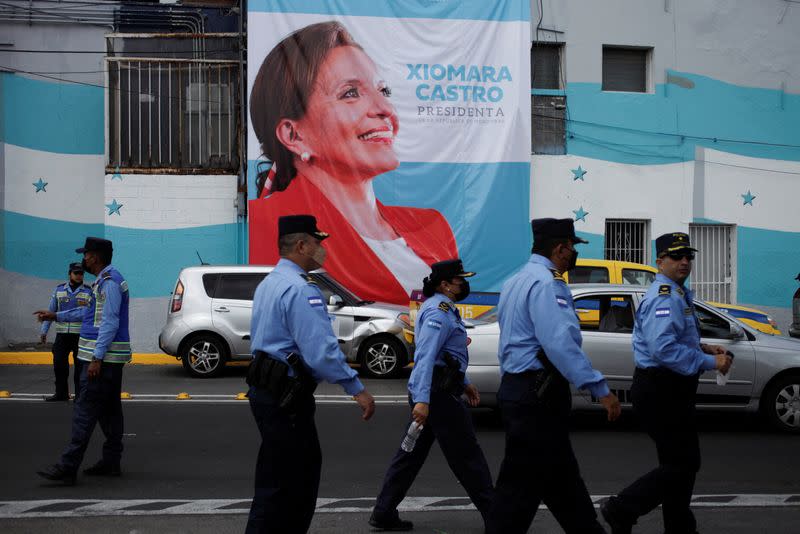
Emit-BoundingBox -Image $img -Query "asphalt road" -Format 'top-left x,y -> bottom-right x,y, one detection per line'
1,364 -> 799,533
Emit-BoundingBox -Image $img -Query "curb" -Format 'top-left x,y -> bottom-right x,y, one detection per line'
0,352 -> 180,365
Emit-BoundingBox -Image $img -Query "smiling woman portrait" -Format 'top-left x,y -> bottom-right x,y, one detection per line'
249,21 -> 457,305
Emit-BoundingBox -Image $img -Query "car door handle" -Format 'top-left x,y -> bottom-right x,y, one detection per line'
213,307 -> 230,313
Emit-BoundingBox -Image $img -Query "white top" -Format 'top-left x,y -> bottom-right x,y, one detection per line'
361,236 -> 431,297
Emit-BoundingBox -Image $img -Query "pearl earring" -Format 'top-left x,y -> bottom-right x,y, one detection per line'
300,152 -> 310,163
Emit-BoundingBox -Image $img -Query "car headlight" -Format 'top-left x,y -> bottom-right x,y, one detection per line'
397,313 -> 412,328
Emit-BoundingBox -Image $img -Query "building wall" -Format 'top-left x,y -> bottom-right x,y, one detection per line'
0,20 -> 242,350
530,0 -> 800,329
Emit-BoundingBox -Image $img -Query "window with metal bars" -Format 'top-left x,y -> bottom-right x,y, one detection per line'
532,95 -> 566,154
531,42 -> 563,90
105,32 -> 241,173
604,219 -> 650,265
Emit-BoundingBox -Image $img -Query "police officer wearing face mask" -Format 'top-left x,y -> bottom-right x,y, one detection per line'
601,233 -> 732,534
370,259 -> 493,531
246,215 -> 376,534
486,218 -> 621,534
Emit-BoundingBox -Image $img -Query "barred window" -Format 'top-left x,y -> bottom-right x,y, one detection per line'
532,95 -> 566,155
605,219 -> 650,265
106,34 -> 240,172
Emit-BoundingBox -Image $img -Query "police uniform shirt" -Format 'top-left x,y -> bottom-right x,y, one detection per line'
40,282 -> 91,335
632,273 -> 716,376
407,292 -> 471,404
497,254 -> 610,399
250,258 -> 364,396
57,265 -> 125,361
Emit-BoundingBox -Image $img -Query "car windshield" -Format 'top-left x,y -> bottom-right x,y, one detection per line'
313,271 -> 368,304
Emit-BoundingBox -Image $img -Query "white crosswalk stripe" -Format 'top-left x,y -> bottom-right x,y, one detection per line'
1,495 -> 798,519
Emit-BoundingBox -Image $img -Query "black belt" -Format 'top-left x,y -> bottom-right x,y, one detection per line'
432,364 -> 465,396
247,351 -> 317,411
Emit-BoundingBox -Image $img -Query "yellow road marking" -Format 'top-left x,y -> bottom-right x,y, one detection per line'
0,352 -> 180,365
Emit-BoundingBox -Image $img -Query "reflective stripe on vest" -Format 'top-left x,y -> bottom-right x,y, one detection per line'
77,337 -> 132,364
54,322 -> 82,334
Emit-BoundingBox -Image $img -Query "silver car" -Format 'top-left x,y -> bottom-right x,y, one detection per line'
159,265 -> 414,379
466,284 -> 800,433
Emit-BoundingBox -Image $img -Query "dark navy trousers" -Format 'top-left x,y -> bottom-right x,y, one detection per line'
51,333 -> 82,398
60,361 -> 125,472
373,390 -> 493,524
245,386 -> 320,534
609,368 -> 701,534
487,372 -> 606,534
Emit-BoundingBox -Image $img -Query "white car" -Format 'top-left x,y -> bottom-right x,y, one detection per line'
466,284 -> 800,433
159,265 -> 414,379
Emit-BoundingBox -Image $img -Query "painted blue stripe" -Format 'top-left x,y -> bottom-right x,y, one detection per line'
249,0 -> 530,21
565,71 -> 800,165
1,211 -> 241,298
1,73 -> 104,155
1,211 -> 104,280
737,226 -> 799,309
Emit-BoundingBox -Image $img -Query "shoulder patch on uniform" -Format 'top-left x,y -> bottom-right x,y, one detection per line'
675,286 -> 685,297
438,301 -> 451,312
300,273 -> 317,285
658,284 -> 671,296
427,319 -> 443,329
556,296 -> 569,308
102,272 -> 112,280
307,296 -> 324,308
655,307 -> 671,318
684,307 -> 693,315
549,268 -> 566,283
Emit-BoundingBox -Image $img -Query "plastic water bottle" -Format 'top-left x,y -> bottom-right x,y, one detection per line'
400,421 -> 423,452
716,351 -> 735,386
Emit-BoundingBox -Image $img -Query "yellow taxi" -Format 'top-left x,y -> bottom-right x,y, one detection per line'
569,259 -> 781,335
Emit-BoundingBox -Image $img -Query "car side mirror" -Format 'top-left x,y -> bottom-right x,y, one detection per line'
328,294 -> 344,308
729,322 -> 745,339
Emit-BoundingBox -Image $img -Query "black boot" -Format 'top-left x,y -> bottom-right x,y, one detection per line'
83,460 -> 121,477
36,464 -> 77,485
368,512 -> 413,531
601,498 -> 634,534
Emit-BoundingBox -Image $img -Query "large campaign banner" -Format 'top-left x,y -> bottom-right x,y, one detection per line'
247,0 -> 531,305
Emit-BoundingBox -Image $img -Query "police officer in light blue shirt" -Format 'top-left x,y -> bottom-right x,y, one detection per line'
245,215 -> 375,534
371,259 -> 493,531
487,218 -> 621,534
35,237 -> 131,485
601,233 -> 731,534
39,262 -> 92,401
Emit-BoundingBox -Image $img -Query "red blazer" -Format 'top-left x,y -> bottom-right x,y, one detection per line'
249,176 -> 458,305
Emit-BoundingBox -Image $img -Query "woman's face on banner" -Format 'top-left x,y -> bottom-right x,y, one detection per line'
297,45 -> 400,181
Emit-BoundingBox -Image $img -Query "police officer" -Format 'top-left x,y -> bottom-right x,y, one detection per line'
601,233 -> 732,534
370,259 -> 494,531
246,215 -> 376,534
39,262 -> 92,401
34,237 -> 131,484
487,218 -> 621,534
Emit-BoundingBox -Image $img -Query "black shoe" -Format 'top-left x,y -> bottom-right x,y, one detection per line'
83,460 -> 121,477
44,394 -> 69,402
368,513 -> 413,531
601,499 -> 633,534
36,464 -> 76,485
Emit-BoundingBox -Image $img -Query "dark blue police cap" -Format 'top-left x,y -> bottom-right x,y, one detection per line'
278,215 -> 329,241
655,232 -> 697,257
531,218 -> 588,246
68,262 -> 83,273
429,258 -> 475,282
76,237 -> 113,254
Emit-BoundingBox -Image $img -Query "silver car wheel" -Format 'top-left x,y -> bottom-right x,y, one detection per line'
187,341 -> 222,375
775,383 -> 800,429
366,342 -> 398,376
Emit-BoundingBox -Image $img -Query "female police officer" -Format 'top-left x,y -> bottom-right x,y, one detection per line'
369,259 -> 493,531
